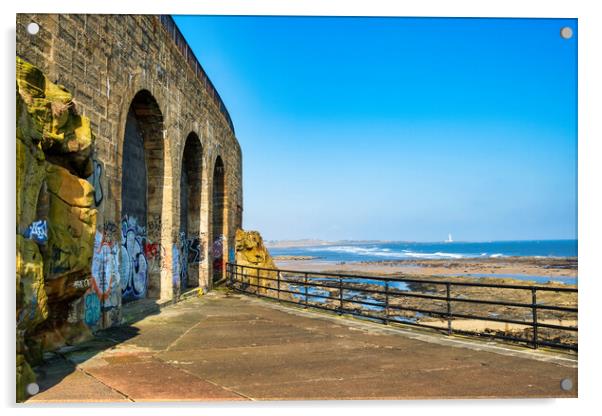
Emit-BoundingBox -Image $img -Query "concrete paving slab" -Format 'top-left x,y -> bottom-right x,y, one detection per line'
85,357 -> 246,401
27,369 -> 130,402
26,291 -> 577,402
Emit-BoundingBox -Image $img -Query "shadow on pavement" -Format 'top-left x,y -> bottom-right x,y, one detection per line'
31,298 -> 163,398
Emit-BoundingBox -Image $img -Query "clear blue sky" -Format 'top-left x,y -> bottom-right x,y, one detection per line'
173,16 -> 577,242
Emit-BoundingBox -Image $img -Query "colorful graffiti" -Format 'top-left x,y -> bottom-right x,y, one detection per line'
23,219 -> 48,244
120,215 -> 148,301
86,159 -> 104,207
144,241 -> 166,273
90,229 -> 121,307
173,232 -> 205,289
84,293 -> 101,326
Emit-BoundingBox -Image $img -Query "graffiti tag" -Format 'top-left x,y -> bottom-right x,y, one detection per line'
23,219 -> 48,244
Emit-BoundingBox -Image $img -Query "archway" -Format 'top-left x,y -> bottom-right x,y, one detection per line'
120,90 -> 164,302
212,156 -> 226,283
178,133 -> 202,289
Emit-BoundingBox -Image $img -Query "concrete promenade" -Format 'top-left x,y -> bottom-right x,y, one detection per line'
27,289 -> 577,402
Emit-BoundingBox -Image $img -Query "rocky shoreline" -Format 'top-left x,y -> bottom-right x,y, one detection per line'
259,256 -> 578,350
274,256 -> 578,278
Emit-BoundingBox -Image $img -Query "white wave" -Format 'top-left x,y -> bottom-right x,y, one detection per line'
306,246 -> 382,255
306,245 -> 466,259
404,251 -> 466,259
489,253 -> 505,258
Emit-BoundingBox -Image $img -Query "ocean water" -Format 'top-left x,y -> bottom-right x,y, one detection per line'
269,240 -> 577,262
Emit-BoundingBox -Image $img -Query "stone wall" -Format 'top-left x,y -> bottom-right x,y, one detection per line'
16,15 -> 243,329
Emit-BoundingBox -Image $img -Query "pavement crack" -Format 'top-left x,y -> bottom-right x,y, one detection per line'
76,366 -> 135,402
157,357 -> 254,401
163,318 -> 206,352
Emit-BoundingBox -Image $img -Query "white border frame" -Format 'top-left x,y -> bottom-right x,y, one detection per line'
3,1 -> 600,414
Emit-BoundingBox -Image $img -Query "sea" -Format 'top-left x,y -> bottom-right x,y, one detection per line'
270,239 -> 578,285
269,239 -> 577,263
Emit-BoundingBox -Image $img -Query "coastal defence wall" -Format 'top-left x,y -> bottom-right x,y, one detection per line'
16,14 -> 243,358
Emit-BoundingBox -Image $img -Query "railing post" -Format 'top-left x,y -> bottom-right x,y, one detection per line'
339,277 -> 344,315
384,281 -> 389,325
256,267 -> 260,296
228,263 -> 234,288
277,270 -> 281,302
532,288 -> 538,349
304,273 -> 309,309
446,282 -> 452,335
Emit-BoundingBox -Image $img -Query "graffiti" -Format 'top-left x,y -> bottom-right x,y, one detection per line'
147,215 -> 162,239
102,221 -> 119,243
212,235 -> 225,258
84,293 -> 101,326
86,159 -> 104,206
120,215 -> 148,301
212,234 -> 225,279
72,279 -> 91,289
184,236 -> 202,264
172,243 -> 181,289
144,242 -> 161,259
172,232 -> 206,289
144,241 -> 166,273
23,219 -> 48,244
90,230 -> 121,309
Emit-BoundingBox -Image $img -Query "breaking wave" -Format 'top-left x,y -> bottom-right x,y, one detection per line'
306,245 -> 467,259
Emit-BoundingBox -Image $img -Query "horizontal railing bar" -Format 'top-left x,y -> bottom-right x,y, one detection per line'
229,263 -> 577,292
234,272 -> 577,312
233,282 -> 341,302
232,276 -> 578,329
233,278 -> 578,331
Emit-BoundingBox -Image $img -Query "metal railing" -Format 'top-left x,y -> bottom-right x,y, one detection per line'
158,15 -> 235,134
226,263 -> 578,352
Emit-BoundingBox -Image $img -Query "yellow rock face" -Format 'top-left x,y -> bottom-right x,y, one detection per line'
234,229 -> 277,294
235,229 -> 277,269
46,163 -> 95,208
16,56 -> 93,178
16,56 -> 97,402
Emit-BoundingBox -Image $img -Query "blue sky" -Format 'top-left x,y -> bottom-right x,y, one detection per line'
173,16 -> 577,242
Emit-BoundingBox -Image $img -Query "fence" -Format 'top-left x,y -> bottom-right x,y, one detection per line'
226,263 -> 578,351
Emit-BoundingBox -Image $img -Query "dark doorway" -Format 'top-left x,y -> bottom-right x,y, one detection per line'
120,90 -> 164,302
179,133 -> 202,289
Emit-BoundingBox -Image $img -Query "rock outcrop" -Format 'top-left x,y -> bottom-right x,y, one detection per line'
16,56 -> 97,401
234,230 -> 277,293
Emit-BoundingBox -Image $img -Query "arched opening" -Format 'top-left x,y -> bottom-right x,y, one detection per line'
120,90 -> 164,302
178,133 -> 202,290
212,156 -> 226,283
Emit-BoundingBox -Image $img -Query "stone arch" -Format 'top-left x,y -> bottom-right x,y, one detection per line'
177,132 -> 203,290
211,155 -> 227,283
120,89 -> 165,302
